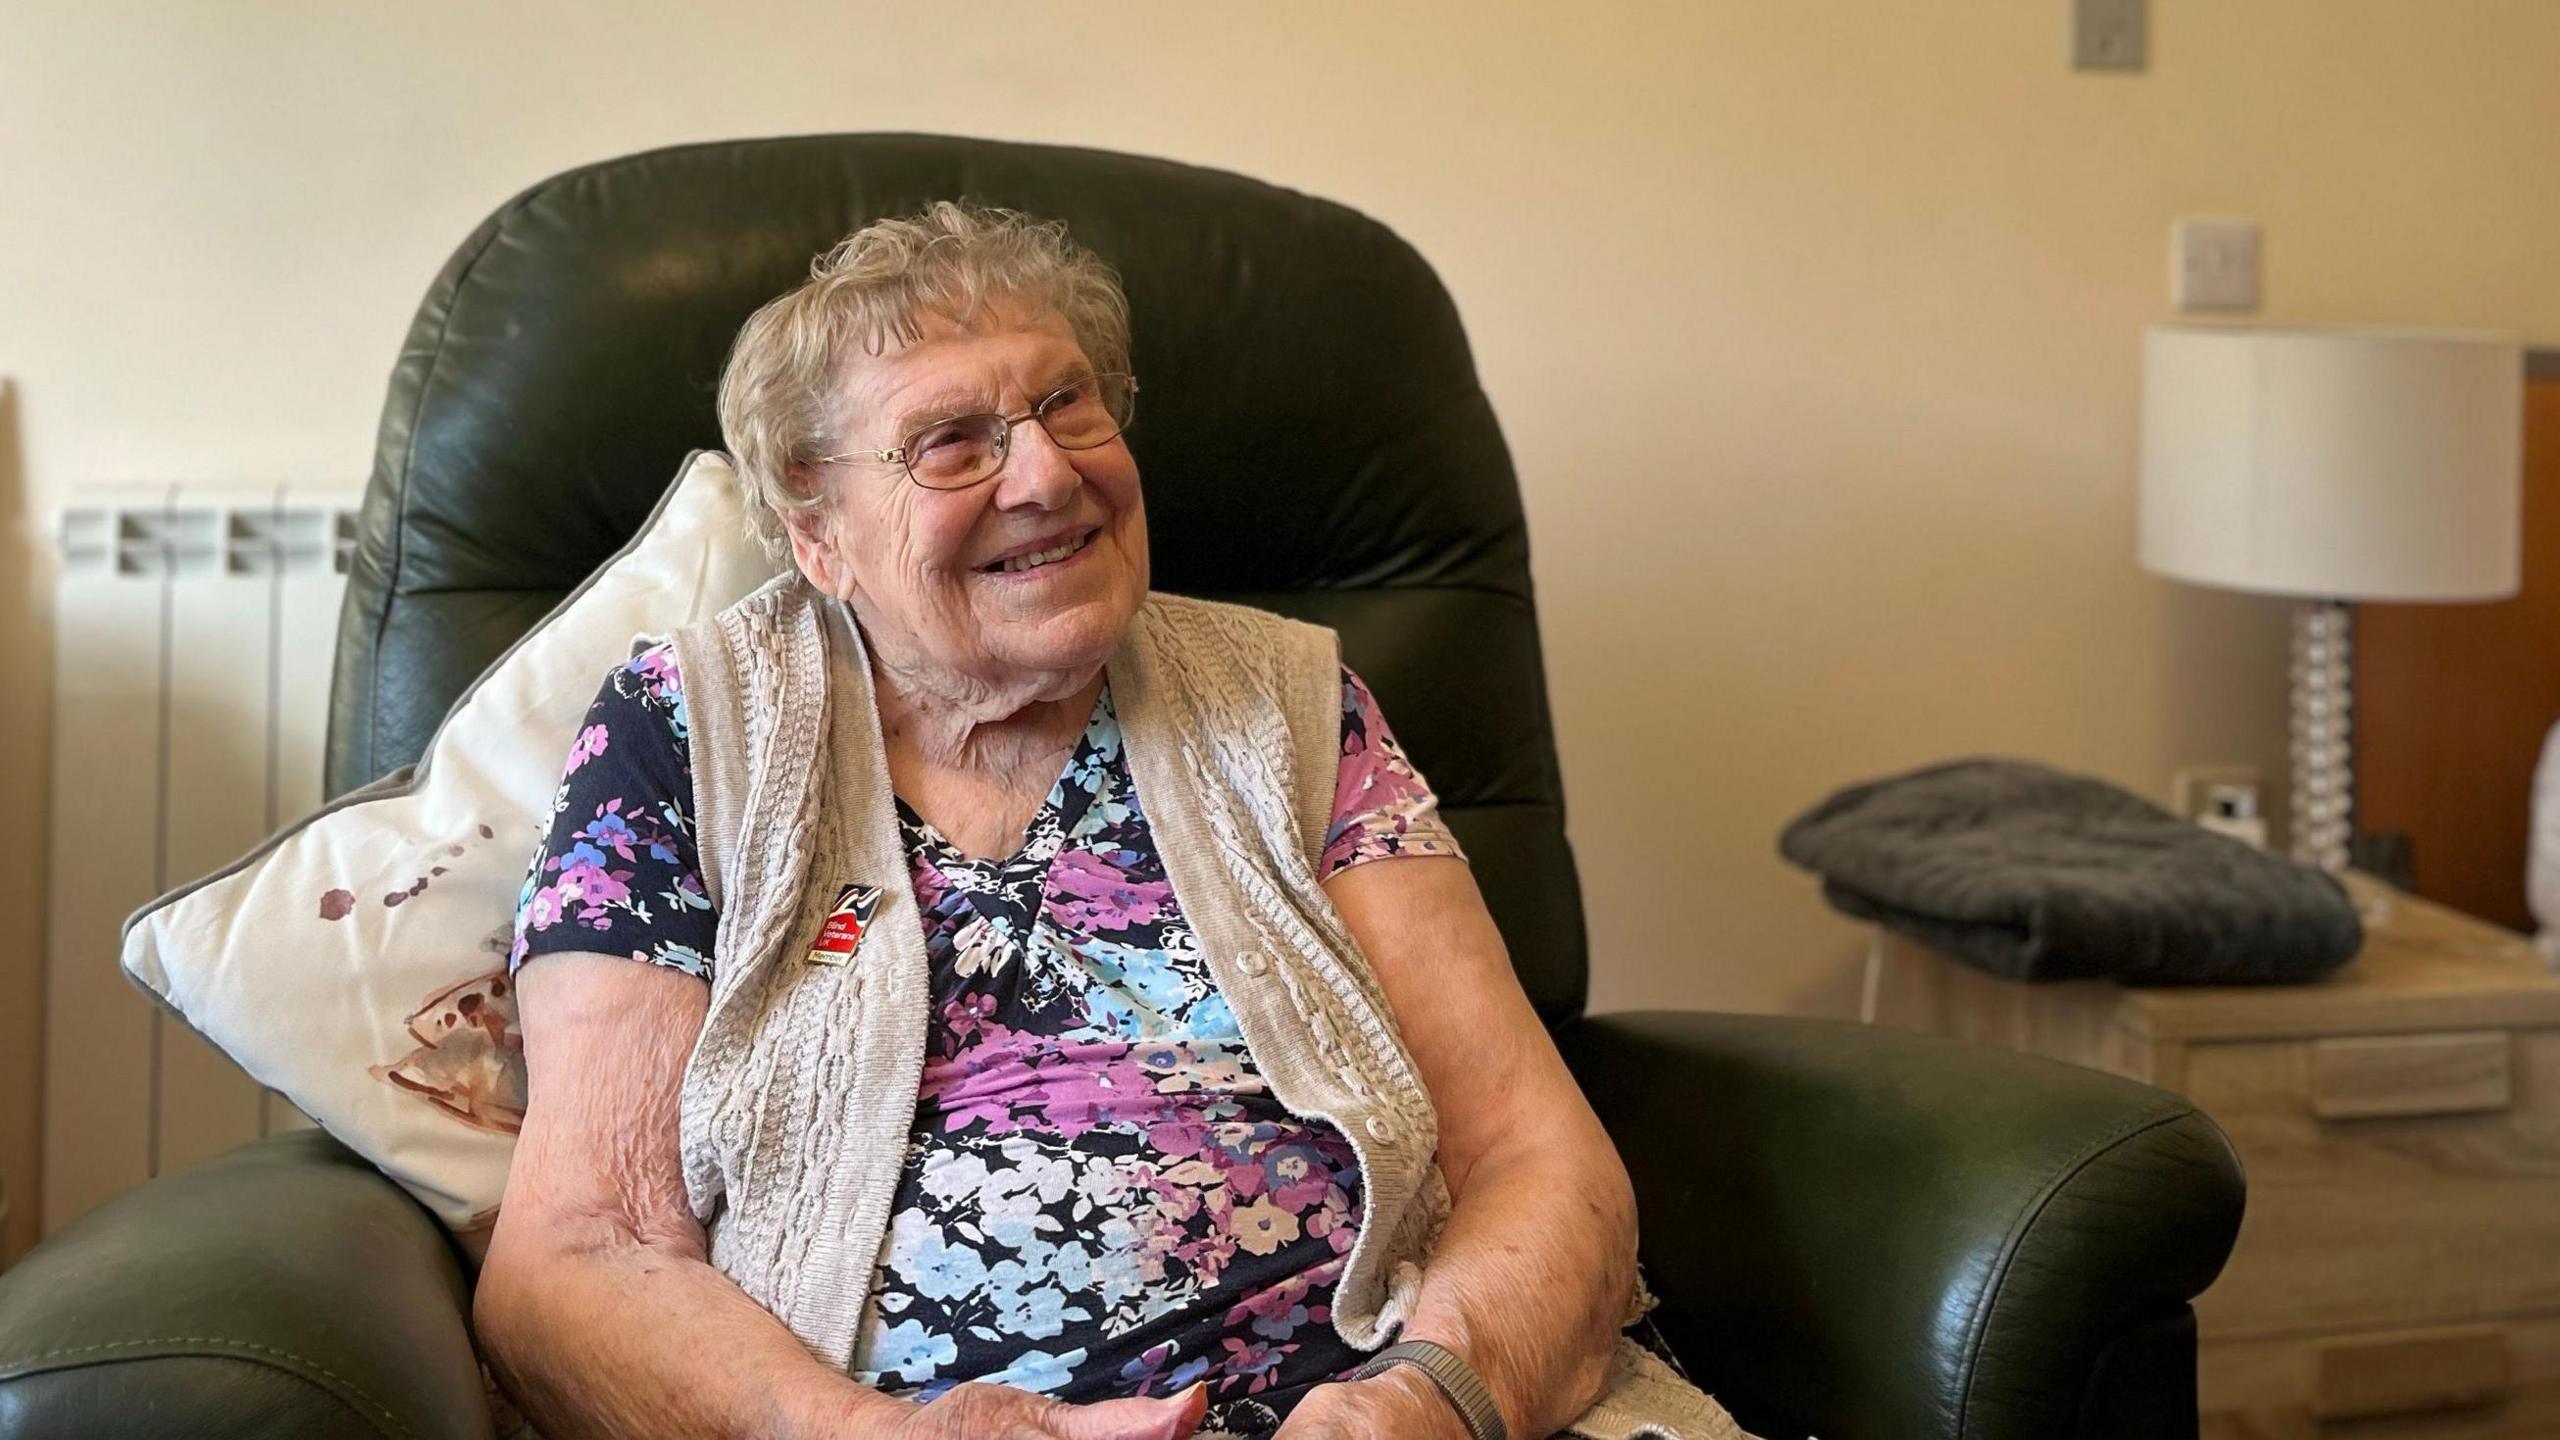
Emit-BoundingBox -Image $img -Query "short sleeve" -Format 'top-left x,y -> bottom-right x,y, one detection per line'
1319,665 -> 1466,882
510,642 -> 717,980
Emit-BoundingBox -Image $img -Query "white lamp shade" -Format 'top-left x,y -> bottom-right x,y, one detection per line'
2140,325 -> 2523,601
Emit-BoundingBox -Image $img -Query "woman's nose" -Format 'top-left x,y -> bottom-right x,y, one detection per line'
990,421 -> 1082,509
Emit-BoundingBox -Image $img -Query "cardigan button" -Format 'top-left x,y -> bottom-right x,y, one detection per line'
1239,951 -> 1271,977
1365,1115 -> 1396,1143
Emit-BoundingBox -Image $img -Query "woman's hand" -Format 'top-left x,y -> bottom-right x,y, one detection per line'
873,1382 -> 1207,1440
1270,1370 -> 1471,1440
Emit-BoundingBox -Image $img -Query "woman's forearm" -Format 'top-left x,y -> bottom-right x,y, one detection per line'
1316,857 -> 1640,1437
1395,1126 -> 1638,1439
476,1233 -> 907,1440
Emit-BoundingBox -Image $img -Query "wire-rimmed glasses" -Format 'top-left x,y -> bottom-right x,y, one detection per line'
813,372 -> 1139,491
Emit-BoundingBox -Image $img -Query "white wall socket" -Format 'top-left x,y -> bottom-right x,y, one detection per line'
2171,764 -> 2264,822
2172,217 -> 2260,312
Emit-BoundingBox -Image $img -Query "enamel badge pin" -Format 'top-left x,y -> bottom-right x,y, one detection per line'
805,884 -> 884,966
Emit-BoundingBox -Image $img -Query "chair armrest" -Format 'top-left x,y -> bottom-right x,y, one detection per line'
1556,1011 -> 2244,1440
0,1129 -> 491,1440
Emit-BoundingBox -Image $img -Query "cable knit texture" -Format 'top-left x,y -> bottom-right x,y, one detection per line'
669,576 -> 1745,1440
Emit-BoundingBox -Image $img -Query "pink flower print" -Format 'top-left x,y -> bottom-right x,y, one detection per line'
555,858 -> 632,910
907,853 -> 954,914
1227,1271 -> 1327,1342
1320,667 -> 1459,877
1226,1156 -> 1270,1201
1023,1070 -> 1120,1139
1188,1225 -> 1238,1288
1130,1218 -> 1179,1284
1154,1182 -> 1205,1225
628,646 -> 681,699
1329,713 -> 1392,827
1225,1270 -> 1313,1329
940,1096 -> 1015,1134
1043,851 -> 1172,932
523,884 -> 566,931
932,994 -> 1000,1058
1117,1341 -> 1186,1397
924,995 -> 1005,1064
1217,1336 -> 1287,1394
566,724 -> 609,773
1307,1186 -> 1359,1255
922,1051 -> 1031,1135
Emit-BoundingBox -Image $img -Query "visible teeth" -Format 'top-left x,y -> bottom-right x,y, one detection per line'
998,533 -> 1088,573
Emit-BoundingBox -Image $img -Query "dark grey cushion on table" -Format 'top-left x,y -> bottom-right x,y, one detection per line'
1782,757 -> 2362,983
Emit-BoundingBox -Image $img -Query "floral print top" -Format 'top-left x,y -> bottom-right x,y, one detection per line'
513,643 -> 1462,1435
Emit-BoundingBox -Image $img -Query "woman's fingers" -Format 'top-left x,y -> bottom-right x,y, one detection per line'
1052,1383 -> 1208,1440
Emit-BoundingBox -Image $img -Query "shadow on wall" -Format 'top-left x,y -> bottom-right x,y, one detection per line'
0,377 -> 49,1269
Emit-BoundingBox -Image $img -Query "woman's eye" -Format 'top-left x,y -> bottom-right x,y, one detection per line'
914,424 -> 972,454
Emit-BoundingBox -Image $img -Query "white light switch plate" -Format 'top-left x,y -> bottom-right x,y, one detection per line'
2172,217 -> 2260,312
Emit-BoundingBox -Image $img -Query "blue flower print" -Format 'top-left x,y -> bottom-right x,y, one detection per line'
990,1347 -> 1088,1396
890,1218 -> 989,1302
862,1318 -> 959,1387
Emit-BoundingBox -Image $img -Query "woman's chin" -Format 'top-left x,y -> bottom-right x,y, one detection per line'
980,597 -> 1138,681
973,568 -> 1142,662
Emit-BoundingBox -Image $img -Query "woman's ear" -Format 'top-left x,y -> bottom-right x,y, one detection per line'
782,473 -> 856,601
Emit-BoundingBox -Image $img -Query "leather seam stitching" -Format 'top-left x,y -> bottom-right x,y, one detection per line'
1951,1107 -> 2192,1438
0,1337 -> 423,1440
360,201 -> 525,789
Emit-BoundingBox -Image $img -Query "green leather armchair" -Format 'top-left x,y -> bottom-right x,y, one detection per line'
0,135 -> 2243,1440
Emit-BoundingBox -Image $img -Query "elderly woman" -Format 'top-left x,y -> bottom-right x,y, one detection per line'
477,204 -> 1738,1440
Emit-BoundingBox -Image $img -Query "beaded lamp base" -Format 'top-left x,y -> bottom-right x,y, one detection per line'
2290,598 -> 2354,873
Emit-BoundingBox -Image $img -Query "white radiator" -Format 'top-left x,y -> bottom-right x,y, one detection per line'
43,485 -> 360,1237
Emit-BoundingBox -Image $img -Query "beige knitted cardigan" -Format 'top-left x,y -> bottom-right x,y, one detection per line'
667,576 -> 1746,1440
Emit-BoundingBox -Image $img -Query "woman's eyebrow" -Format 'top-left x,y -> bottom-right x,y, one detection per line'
890,389 -> 994,434
887,365 -> 1096,435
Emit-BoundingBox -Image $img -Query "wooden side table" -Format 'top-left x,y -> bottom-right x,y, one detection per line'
1869,875 -> 2560,1438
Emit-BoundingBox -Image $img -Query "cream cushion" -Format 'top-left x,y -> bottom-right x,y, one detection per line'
121,450 -> 778,1251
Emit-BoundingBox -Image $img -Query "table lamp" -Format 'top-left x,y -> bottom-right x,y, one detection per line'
2139,324 -> 2523,872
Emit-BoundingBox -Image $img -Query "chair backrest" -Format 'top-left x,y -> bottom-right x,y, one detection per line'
329,133 -> 1588,1023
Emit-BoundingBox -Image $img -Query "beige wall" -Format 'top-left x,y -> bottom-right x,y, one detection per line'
5,0 -> 2558,1249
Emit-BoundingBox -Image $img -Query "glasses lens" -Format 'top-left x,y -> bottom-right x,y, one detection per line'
1038,374 -> 1136,450
903,415 -> 1007,489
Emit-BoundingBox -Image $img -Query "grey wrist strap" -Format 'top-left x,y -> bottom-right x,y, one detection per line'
1350,1339 -> 1509,1440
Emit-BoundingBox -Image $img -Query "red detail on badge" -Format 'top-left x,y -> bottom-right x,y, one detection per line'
806,884 -> 883,966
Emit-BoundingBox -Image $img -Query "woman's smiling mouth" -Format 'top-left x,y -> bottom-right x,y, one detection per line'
980,527 -> 1098,576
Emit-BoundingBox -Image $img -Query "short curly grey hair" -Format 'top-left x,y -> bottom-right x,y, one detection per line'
717,201 -> 1133,560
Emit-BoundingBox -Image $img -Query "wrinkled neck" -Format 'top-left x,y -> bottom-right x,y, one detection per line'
876,665 -> 1101,777
857,620 -> 1103,779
